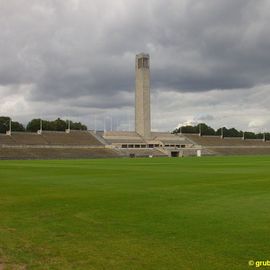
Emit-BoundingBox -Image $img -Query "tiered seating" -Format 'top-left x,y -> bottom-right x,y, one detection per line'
210,148 -> 270,156
0,131 -> 112,159
0,131 -> 102,146
11,132 -> 48,145
184,134 -> 270,146
151,132 -> 192,145
41,131 -> 102,145
103,131 -> 144,143
183,134 -> 270,156
0,135 -> 16,145
0,147 -> 120,159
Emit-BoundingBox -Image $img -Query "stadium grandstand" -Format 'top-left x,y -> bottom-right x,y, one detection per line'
0,131 -> 103,146
2,129 -> 270,159
0,131 -> 121,159
184,134 -> 270,156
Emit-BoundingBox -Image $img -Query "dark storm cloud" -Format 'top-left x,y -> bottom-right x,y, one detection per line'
150,0 -> 270,91
2,0 -> 270,98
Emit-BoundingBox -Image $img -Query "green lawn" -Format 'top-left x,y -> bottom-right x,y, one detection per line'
0,156 -> 270,270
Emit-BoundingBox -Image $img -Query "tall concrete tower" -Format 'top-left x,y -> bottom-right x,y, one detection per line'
135,53 -> 151,139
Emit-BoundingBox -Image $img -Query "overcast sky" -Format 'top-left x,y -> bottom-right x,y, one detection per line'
1,0 -> 270,132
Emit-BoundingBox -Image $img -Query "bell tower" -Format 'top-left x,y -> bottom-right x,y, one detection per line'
135,53 -> 151,139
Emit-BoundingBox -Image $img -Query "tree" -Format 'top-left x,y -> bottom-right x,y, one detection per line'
174,123 -> 268,139
11,121 -> 25,132
182,125 -> 196,133
198,123 -> 216,135
227,128 -> 242,137
175,123 -> 215,135
52,118 -> 66,131
70,121 -> 87,130
26,118 -> 88,132
26,119 -> 42,132
0,116 -> 25,133
0,116 -> 10,133
244,132 -> 257,139
174,125 -> 198,134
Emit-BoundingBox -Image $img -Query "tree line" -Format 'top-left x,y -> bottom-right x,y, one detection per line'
0,116 -> 87,133
173,123 -> 270,140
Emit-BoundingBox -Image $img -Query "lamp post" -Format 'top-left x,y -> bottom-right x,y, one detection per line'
103,116 -> 106,132
6,118 -> 12,136
94,114 -> 96,133
66,120 -> 71,133
38,119 -> 43,135
221,127 -> 224,139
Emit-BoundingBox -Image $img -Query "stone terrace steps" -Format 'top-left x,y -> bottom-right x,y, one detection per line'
0,147 -> 120,160
184,134 -> 270,147
0,131 -> 102,146
210,147 -> 270,155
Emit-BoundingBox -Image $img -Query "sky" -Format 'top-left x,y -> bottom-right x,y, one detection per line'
1,0 -> 270,132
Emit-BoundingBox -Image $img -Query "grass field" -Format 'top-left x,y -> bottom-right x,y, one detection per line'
0,156 -> 270,270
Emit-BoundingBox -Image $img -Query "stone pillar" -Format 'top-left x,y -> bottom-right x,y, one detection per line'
135,53 -> 151,139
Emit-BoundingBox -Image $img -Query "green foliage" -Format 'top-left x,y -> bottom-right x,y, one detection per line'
70,121 -> 87,131
199,123 -> 216,135
26,118 -> 87,132
11,121 -> 25,132
26,118 -> 42,132
0,116 -> 10,133
0,116 -> 25,133
216,127 -> 243,137
52,118 -> 67,131
265,133 -> 270,140
244,131 -> 257,139
175,123 -> 268,138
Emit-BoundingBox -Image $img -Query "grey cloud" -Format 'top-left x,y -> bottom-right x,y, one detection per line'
196,114 -> 215,122
2,1 -> 270,96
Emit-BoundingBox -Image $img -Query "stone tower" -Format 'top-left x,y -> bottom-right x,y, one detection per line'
135,53 -> 151,139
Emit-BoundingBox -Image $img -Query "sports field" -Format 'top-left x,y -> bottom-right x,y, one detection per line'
0,156 -> 269,270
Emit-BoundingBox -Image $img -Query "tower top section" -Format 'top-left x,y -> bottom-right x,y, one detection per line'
136,53 -> 150,69
136,53 -> 149,58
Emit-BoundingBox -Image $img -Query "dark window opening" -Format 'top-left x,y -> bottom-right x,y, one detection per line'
138,57 -> 149,69
171,151 -> 179,157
